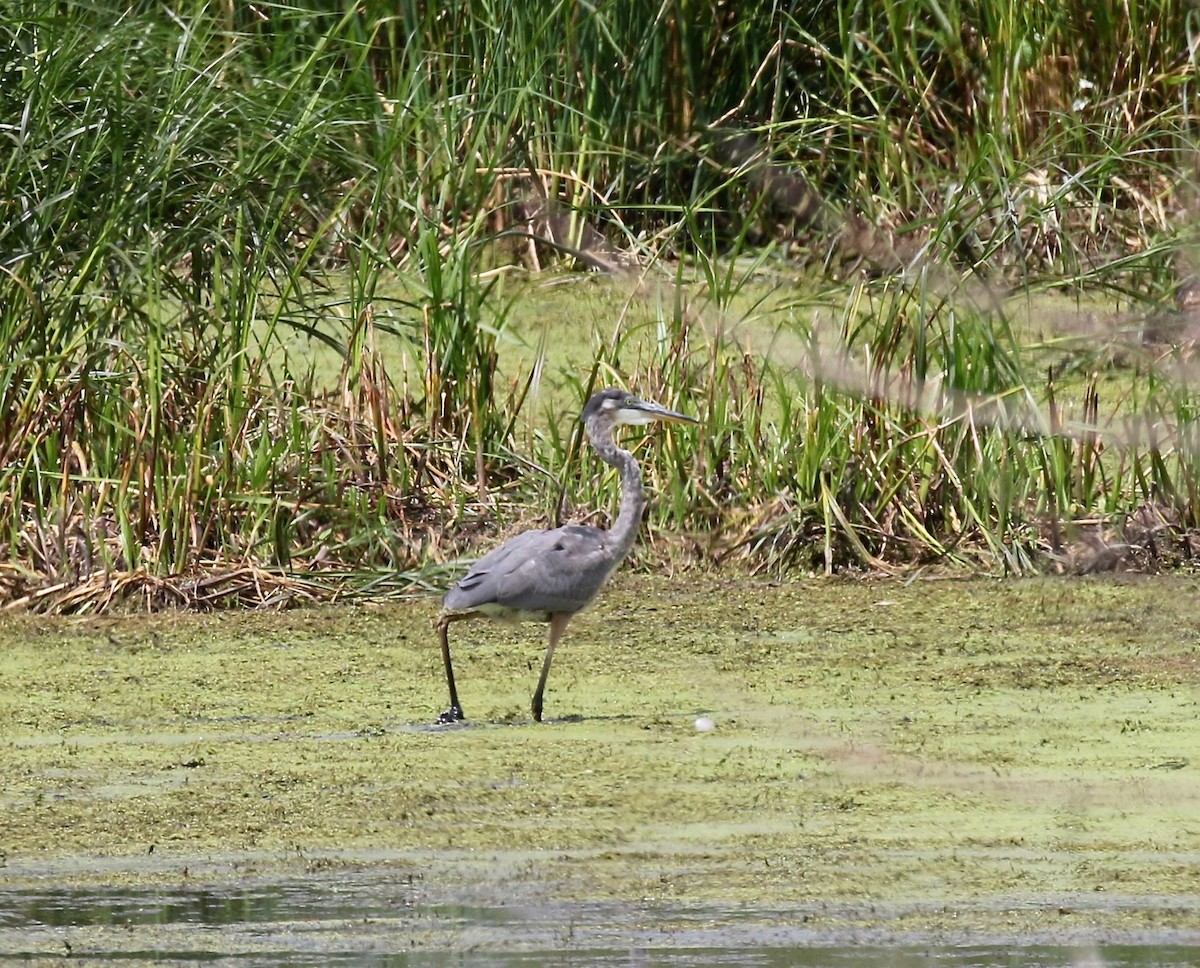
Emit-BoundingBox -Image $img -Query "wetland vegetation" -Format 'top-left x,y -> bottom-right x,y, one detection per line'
3,0 -> 1200,607
3,0 -> 1200,954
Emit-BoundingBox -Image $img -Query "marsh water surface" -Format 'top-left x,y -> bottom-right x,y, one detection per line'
2,575 -> 1199,960
2,870 -> 1199,965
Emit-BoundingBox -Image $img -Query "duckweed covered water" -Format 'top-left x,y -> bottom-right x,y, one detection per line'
2,574 -> 1199,957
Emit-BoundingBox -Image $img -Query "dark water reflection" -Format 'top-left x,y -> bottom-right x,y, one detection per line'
2,882 -> 407,929
0,879 -> 1197,967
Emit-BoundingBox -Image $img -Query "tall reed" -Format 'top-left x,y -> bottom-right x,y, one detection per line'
1,0 -> 1196,608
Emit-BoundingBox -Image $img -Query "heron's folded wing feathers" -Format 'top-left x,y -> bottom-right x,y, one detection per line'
445,525 -> 616,614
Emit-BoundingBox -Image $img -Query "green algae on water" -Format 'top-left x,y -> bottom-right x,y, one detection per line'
2,574 -> 1199,939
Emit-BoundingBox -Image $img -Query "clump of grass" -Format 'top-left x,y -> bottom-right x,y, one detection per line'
0,2 -> 508,603
1,0 -> 1198,610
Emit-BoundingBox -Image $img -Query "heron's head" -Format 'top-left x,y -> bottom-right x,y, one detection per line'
580,387 -> 698,429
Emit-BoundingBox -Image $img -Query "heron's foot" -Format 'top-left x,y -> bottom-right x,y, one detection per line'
436,705 -> 466,725
531,698 -> 543,723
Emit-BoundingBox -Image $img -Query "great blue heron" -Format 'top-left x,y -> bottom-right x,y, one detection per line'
436,387 -> 697,724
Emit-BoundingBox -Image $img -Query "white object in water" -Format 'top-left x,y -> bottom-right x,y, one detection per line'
694,716 -> 716,732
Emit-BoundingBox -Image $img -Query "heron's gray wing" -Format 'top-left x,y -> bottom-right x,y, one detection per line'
443,524 -> 619,615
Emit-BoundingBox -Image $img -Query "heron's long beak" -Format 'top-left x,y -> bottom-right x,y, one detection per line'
636,400 -> 699,425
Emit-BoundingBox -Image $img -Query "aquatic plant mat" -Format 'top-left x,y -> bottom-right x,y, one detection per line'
3,575 -> 1199,956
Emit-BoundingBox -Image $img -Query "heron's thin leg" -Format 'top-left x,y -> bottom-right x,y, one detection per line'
437,614 -> 465,724
531,612 -> 571,723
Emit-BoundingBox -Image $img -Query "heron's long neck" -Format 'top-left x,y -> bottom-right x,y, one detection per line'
590,431 -> 645,561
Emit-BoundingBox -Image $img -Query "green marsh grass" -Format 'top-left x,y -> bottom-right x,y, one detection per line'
2,0 -> 1199,609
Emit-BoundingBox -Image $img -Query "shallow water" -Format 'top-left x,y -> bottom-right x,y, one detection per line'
2,872 -> 1199,967
4,576 -> 1200,961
